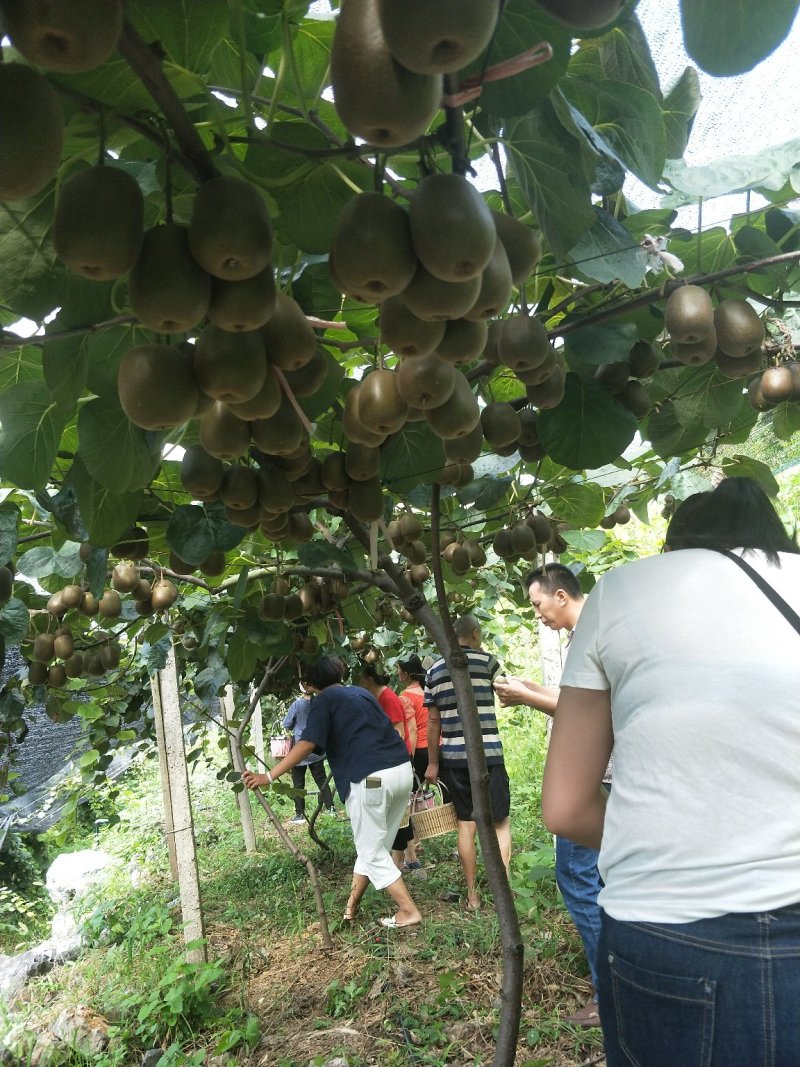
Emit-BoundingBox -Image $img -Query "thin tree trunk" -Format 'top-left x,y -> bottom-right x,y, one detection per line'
221,685 -> 257,854
150,672 -> 178,880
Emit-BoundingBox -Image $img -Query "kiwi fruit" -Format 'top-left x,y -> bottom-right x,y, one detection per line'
665,285 -> 715,344
64,653 -> 84,679
670,331 -> 717,366
492,529 -> 515,559
180,445 -> 225,500
188,175 -> 272,281
85,653 -> 105,676
112,525 -> 149,560
330,0 -> 442,147
463,538 -> 487,567
0,63 -> 63,201
497,314 -> 554,372
200,402 -> 252,460
282,349 -> 329,398
406,539 -> 430,565
112,564 -> 139,593
250,396 -> 307,456
379,296 -> 446,357
409,173 -> 496,283
444,420 -> 483,463
54,165 -> 144,280
1,0 -> 122,72
401,264 -> 482,322
284,593 -> 305,620
526,362 -> 566,409
490,210 -> 542,286
747,375 -> 774,412
99,589 -> 122,618
425,370 -> 481,439
481,402 -> 521,449
207,266 -> 276,332
220,466 -> 259,510
437,462 -> 473,488
449,545 -> 472,574
396,353 -> 456,410
526,510 -> 553,544
291,461 -> 326,500
60,585 -> 82,610
225,366 -> 282,421
200,551 -> 227,577
0,567 -> 12,605
463,238 -> 513,321
510,523 -> 537,554
128,223 -> 211,333
594,362 -> 630,395
533,0 -> 625,29
617,379 -> 651,419
517,408 -> 540,447
628,340 -> 661,379
151,579 -> 179,611
46,591 -> 65,617
714,299 -> 766,359
435,318 -> 489,366
760,365 -> 796,404
345,443 -> 381,482
259,593 -> 286,621
33,633 -> 56,663
408,564 -> 430,586
321,451 -> 350,493
118,344 -> 199,429
355,369 -> 409,435
331,192 -> 417,302
257,466 -> 297,514
99,642 -> 121,670
193,324 -> 267,405
48,664 -> 67,688
377,0 -> 498,74
132,578 -> 152,601
27,660 -> 48,685
714,347 -> 763,380
261,293 -> 317,371
80,592 -> 100,617
348,476 -> 385,522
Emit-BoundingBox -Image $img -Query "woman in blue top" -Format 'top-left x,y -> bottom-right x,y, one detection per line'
283,683 -> 334,823
243,656 -> 422,929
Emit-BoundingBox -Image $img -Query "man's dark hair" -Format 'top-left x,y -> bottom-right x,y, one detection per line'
359,662 -> 390,686
304,655 -> 346,690
665,477 -> 798,565
398,654 -> 425,682
525,562 -> 582,600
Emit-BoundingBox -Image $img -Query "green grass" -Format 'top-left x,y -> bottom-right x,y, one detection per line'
1,711 -> 604,1066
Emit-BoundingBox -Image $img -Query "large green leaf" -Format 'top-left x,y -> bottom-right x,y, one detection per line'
77,396 -> 163,493
564,320 -> 638,369
127,0 -> 230,70
0,599 -> 30,644
43,336 -> 90,411
537,374 -> 638,470
680,0 -> 800,76
662,67 -> 702,159
277,162 -> 370,254
664,138 -> 800,199
0,381 -> 66,490
0,503 -> 20,565
17,542 -> 82,580
0,346 -> 44,392
68,456 -> 145,548
472,0 -> 572,118
645,401 -> 709,459
246,123 -> 326,189
296,542 -> 358,574
506,102 -> 596,260
561,76 -> 665,188
381,423 -> 445,495
720,455 -> 780,496
671,365 -> 745,430
0,192 -> 63,321
166,503 -> 245,565
569,17 -> 661,100
667,226 -> 737,277
567,208 -> 649,287
540,481 -> 605,527
84,325 -> 154,399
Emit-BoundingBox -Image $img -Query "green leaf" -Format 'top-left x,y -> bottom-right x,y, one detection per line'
537,374 -> 638,470
671,365 -> 745,429
17,542 -> 82,580
567,208 -> 649,287
0,346 -> 44,392
246,122 -> 325,189
456,476 -> 513,511
561,76 -> 666,187
561,528 -> 607,551
42,337 -> 89,411
506,101 -> 597,260
645,401 -> 710,458
662,66 -> 702,159
565,320 -> 638,368
680,0 -> 800,76
296,542 -> 358,574
569,16 -> 661,99
664,137 -> 800,199
68,456 -> 145,548
0,381 -> 66,490
77,395 -> 163,493
0,192 -> 64,321
0,503 -> 21,564
85,325 -> 155,399
540,481 -> 605,527
167,504 -> 245,566
772,402 -> 800,441
278,162 -> 369,254
298,349 -> 345,421
227,626 -> 260,682
720,455 -> 780,496
381,423 -> 445,494
666,226 -> 737,277
127,0 -> 230,70
0,598 -> 30,643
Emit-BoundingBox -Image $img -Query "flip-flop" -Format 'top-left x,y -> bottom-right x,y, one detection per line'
379,916 -> 421,929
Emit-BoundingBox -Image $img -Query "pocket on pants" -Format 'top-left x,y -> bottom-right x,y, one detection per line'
362,781 -> 385,810
609,950 -> 716,1067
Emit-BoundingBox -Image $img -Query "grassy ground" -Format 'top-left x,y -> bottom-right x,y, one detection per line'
2,709 -> 605,1067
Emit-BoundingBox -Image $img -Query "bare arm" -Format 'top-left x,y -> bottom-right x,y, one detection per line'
425,704 -> 441,782
406,714 -> 417,753
242,740 -> 317,789
494,677 -> 559,715
541,686 -> 613,851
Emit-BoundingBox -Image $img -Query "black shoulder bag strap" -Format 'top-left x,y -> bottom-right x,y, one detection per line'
715,548 -> 800,637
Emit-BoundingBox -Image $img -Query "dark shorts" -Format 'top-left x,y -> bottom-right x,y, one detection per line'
440,762 -> 510,823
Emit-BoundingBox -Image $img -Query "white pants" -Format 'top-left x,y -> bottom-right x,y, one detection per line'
345,762 -> 412,890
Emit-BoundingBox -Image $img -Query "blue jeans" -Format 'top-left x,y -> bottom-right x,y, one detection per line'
598,904 -> 800,1067
555,835 -> 603,989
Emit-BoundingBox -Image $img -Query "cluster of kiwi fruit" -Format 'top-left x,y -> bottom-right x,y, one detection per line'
747,362 -> 800,412
492,510 -> 564,564
257,574 -> 349,629
330,0 -> 500,148
25,624 -> 121,689
599,504 -> 631,530
664,288 -> 766,376
593,340 -> 661,420
0,0 -> 122,202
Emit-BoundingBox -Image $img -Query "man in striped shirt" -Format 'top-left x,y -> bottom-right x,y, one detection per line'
424,614 -> 511,911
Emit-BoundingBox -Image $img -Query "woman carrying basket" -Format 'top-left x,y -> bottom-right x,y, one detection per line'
243,656 -> 422,929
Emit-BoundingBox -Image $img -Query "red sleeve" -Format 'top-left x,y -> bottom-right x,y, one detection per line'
378,688 -> 405,726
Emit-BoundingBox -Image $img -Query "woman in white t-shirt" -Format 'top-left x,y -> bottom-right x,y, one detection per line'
541,477 -> 800,1067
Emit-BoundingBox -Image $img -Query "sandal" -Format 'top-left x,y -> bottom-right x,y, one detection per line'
379,915 -> 421,929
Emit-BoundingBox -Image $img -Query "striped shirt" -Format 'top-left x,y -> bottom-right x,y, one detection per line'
424,648 -> 504,767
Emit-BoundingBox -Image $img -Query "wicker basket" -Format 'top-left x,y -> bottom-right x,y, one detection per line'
410,783 -> 458,840
398,801 -> 411,830
269,720 -> 293,759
